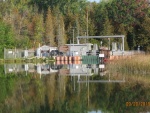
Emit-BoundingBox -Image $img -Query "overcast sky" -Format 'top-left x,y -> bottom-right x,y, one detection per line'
88,0 -> 100,3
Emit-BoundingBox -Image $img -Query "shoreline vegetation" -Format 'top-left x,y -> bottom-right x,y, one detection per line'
107,54 -> 150,76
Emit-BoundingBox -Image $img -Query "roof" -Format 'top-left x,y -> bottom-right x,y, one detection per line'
66,43 -> 93,46
37,45 -> 57,50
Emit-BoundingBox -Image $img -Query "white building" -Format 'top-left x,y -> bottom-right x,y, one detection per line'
36,45 -> 57,57
65,43 -> 93,56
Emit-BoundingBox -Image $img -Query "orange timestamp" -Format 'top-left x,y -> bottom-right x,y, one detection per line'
126,102 -> 150,107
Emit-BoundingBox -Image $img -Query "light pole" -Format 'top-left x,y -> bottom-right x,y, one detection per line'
71,27 -> 76,45
73,28 -> 75,45
108,38 -> 110,50
84,31 -> 87,43
100,41 -> 103,47
86,10 -> 88,43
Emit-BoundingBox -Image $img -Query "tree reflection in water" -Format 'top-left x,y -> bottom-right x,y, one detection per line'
0,64 -> 150,113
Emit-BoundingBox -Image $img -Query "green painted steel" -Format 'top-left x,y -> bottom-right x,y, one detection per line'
82,55 -> 99,64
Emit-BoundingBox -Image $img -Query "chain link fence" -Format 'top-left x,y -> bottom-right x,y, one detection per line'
4,48 -> 35,59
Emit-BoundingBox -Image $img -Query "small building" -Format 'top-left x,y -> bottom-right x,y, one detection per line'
36,45 -> 57,57
65,43 -> 93,56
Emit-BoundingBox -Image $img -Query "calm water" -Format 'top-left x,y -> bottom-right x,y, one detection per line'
0,63 -> 150,113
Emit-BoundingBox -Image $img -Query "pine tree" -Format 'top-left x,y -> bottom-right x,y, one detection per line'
45,7 -> 56,46
58,14 -> 66,46
32,13 -> 44,47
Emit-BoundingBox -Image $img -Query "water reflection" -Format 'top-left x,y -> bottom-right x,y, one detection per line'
4,63 -> 125,83
1,62 -> 150,113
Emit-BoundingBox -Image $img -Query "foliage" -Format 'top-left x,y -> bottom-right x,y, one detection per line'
0,0 -> 150,54
44,7 -> 56,46
0,21 -> 15,58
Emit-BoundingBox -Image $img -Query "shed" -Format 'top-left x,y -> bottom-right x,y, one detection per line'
36,45 -> 57,57
65,43 -> 93,56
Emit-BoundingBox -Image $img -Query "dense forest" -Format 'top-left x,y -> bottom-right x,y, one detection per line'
0,0 -> 150,58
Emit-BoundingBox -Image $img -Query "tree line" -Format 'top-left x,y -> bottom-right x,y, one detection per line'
0,0 -> 150,58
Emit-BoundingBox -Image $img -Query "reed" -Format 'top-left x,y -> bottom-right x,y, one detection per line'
107,55 -> 150,75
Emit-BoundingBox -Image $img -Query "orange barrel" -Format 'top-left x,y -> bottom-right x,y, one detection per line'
60,60 -> 65,65
72,56 -> 76,61
76,56 -> 80,61
75,60 -> 78,64
69,56 -> 72,61
64,60 -> 68,64
74,56 -> 77,61
72,60 -> 76,64
75,56 -> 78,61
78,56 -> 81,61
69,60 -> 73,64
75,60 -> 80,64
60,56 -> 65,61
56,56 -> 60,61
64,56 -> 68,61
78,60 -> 81,64
56,61 -> 61,65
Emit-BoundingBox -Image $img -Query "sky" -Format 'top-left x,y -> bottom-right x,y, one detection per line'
88,0 -> 100,3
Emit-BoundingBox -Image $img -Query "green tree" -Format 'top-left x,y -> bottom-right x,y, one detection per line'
135,16 -> 150,51
0,21 -> 15,58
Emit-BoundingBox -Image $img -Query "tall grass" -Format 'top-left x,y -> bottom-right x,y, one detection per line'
107,55 -> 150,76
106,55 -> 150,86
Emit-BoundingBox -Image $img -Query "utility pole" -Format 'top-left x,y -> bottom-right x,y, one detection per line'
86,10 -> 89,43
84,31 -> 87,43
73,28 -> 75,45
71,27 -> 76,45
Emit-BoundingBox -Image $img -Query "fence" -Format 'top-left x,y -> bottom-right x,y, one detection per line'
4,48 -> 35,59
